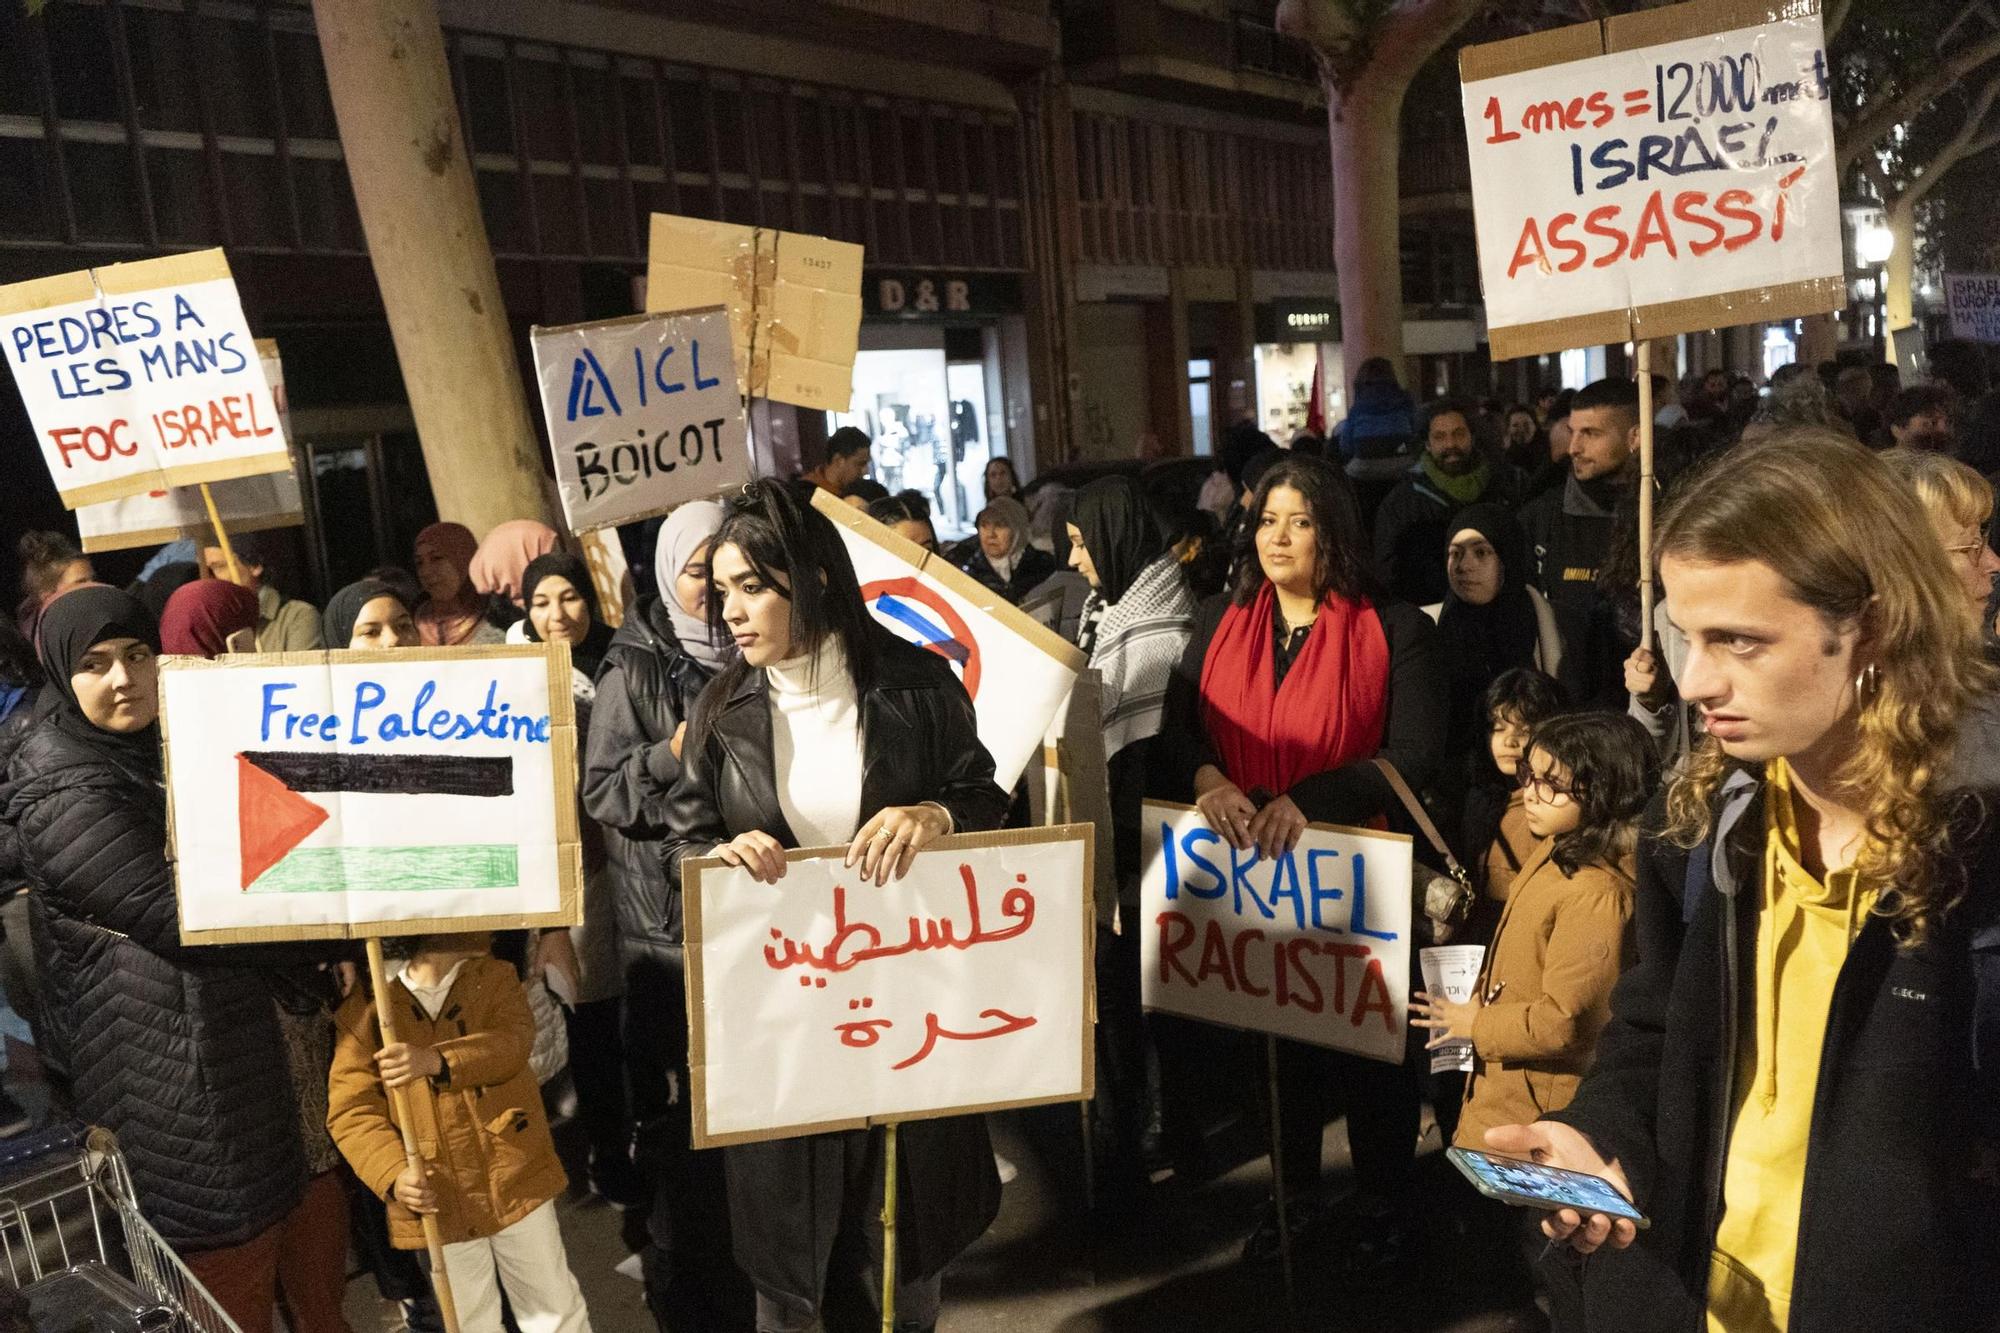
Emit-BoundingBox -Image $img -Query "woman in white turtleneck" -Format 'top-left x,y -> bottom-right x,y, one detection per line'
661,481 -> 1010,1333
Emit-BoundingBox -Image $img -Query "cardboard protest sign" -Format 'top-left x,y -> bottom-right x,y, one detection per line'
0,250 -> 291,508
1460,0 -> 1843,360
645,213 -> 863,412
1139,800 -> 1412,1064
75,339 -> 303,554
811,489 -> 1084,789
685,824 -> 1095,1147
576,527 -> 632,630
160,644 -> 582,944
530,308 -> 752,534
1945,274 -> 2000,345
1028,673 -> 1116,928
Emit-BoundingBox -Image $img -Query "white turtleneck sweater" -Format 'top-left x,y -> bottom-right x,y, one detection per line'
767,639 -> 865,846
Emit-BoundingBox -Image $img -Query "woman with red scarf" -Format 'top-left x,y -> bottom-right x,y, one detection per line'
1162,453 -> 1448,1281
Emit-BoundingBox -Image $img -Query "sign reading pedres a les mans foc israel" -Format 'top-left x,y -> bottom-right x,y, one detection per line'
162,645 -> 582,944
1459,0 -> 1843,360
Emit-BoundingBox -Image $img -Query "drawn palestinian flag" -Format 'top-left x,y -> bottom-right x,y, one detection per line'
235,750 -> 520,892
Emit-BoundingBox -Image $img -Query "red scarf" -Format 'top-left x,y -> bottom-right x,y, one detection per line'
1198,582 -> 1390,795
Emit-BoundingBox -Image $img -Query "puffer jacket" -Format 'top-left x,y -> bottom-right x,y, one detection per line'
662,630 -> 1010,1306
2,720 -> 306,1251
0,687 -> 41,894
581,597 -> 716,957
327,956 -> 567,1249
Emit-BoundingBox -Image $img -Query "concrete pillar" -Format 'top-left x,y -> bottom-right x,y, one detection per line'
313,0 -> 554,534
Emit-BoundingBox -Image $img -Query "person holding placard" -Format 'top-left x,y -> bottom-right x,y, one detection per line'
471,520 -> 563,637
1495,434 -> 2000,1333
662,480 -> 1009,1333
582,498 -> 754,1331
1159,453 -> 1449,1277
1,586 -> 338,1333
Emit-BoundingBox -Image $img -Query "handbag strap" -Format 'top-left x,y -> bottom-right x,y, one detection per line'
1371,758 -> 1469,886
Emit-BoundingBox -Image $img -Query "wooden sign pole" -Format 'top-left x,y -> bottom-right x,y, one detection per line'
879,1122 -> 900,1333
364,937 -> 463,1333
1636,342 -> 1656,653
198,482 -> 244,586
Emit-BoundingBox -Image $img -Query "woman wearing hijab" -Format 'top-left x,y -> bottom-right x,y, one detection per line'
415,522 -> 504,647
1160,454 -> 1449,1275
1426,503 -> 1563,764
323,580 -> 420,651
1064,475 -> 1198,1187
160,579 -> 261,658
960,495 -> 1054,604
520,551 -> 633,1210
580,498 -> 752,1324
469,520 -> 562,633
0,587 -> 345,1333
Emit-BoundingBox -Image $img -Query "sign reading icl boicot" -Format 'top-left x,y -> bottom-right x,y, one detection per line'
1140,801 -> 1412,1065
161,645 -> 582,944
530,307 -> 752,535
1460,0 -> 1844,360
0,250 -> 290,508
685,825 -> 1094,1147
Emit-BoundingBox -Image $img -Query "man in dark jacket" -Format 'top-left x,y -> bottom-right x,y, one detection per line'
1488,433 -> 2000,1333
1518,376 -> 1637,705
1373,397 -> 1520,606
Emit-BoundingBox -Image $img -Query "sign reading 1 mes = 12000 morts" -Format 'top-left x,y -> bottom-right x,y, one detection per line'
0,249 -> 291,510
530,306 -> 752,536
161,646 -> 582,944
1458,0 -> 1844,360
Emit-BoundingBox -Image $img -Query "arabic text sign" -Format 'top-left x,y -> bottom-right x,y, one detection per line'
0,250 -> 290,508
1140,801 -> 1412,1064
686,826 -> 1094,1148
161,645 -> 582,944
76,340 -> 303,554
530,308 -> 752,534
1460,1 -> 1842,360
811,489 -> 1083,789
1945,274 -> 2000,345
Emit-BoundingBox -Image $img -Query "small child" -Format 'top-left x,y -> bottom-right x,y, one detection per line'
1412,711 -> 1656,1312
1459,668 -> 1570,946
327,934 -> 592,1333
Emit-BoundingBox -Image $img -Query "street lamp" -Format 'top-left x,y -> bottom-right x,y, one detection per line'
1857,222 -> 1895,265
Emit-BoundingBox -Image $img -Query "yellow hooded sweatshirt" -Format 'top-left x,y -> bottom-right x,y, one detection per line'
1706,759 -> 1876,1333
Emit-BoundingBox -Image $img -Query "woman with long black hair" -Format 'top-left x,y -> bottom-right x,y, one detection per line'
663,480 -> 1009,1332
1161,453 -> 1449,1278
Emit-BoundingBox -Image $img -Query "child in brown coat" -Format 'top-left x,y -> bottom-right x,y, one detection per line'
327,934 -> 591,1333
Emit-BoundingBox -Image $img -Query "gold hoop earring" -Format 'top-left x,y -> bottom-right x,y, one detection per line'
1854,662 -> 1880,702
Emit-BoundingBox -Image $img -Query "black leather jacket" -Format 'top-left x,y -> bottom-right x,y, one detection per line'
580,597 -> 717,955
661,629 -> 1009,1304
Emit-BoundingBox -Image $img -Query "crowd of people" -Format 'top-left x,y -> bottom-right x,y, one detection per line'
0,340 -> 1997,1333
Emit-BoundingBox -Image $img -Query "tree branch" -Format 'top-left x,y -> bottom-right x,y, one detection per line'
1824,0 -> 1853,47
1837,32 -> 2000,172
1901,74 -> 2000,208
1857,152 -> 1896,206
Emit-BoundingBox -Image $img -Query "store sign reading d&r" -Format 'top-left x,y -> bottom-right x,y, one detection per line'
867,273 -> 1022,321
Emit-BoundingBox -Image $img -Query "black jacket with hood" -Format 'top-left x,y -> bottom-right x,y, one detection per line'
581,595 -> 718,957
1541,774 -> 2000,1332
661,629 -> 1010,1307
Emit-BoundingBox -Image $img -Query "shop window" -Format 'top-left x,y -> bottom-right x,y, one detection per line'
828,342 -> 1006,540
1188,358 -> 1214,458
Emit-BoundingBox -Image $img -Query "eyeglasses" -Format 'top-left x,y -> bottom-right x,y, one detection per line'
1514,759 -> 1579,805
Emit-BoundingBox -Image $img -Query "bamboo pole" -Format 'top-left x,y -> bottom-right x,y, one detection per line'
1636,342 -> 1656,653
364,937 -> 463,1333
880,1122 -> 900,1333
198,483 -> 242,586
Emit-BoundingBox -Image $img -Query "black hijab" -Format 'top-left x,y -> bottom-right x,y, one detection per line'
1073,475 -> 1169,607
323,579 -> 411,650
520,552 -> 614,679
36,584 -> 163,760
1436,503 -> 1542,706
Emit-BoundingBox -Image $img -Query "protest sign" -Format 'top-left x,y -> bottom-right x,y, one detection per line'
1460,0 -> 1843,360
160,644 -> 582,944
0,250 -> 291,508
684,824 -> 1095,1148
1139,800 -> 1412,1065
530,308 -> 752,534
1420,944 -> 1486,1074
645,213 -> 863,412
1945,273 -> 2000,345
75,339 -> 304,554
576,527 -> 632,630
810,489 -> 1084,789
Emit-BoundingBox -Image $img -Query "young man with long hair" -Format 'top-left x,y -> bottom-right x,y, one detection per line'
1490,430 -> 2000,1332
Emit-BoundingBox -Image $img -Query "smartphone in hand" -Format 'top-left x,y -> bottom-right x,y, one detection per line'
1447,1147 -> 1648,1228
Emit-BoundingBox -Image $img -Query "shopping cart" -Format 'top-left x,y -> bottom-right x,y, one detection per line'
0,1124 -> 241,1333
